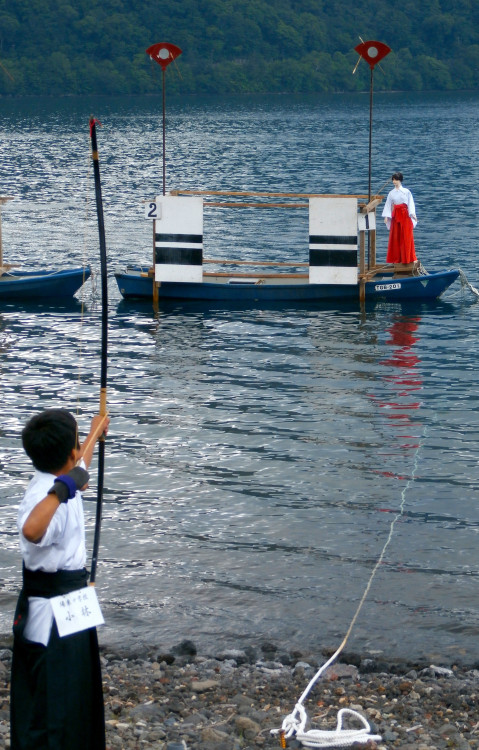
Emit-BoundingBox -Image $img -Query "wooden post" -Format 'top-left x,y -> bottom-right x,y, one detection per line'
0,196 -> 14,273
359,230 -> 366,276
370,212 -> 377,268
359,199 -> 382,271
359,230 -> 366,304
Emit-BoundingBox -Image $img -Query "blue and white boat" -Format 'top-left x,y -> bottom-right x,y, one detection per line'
0,196 -> 91,301
115,264 -> 459,303
114,191 -> 459,304
0,266 -> 92,300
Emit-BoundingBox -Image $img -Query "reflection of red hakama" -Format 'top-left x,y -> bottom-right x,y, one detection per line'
386,203 -> 417,263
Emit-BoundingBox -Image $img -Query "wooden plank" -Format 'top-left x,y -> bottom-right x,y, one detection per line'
206,201 -> 308,208
393,261 -> 420,272
360,263 -> 390,281
170,189 -> 369,199
359,197 -> 383,213
203,259 -> 309,267
203,271 -> 309,279
360,262 -> 424,282
368,263 -> 391,273
0,263 -> 16,277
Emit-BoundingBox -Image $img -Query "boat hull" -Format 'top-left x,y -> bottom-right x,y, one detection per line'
115,267 -> 460,303
0,266 -> 91,300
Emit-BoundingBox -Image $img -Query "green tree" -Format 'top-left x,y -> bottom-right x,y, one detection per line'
0,0 -> 478,95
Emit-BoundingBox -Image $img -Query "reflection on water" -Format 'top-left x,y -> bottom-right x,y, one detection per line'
0,94 -> 479,663
374,316 -> 422,474
3,299 -> 477,663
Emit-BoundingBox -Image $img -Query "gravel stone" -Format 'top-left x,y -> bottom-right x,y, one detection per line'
0,639 -> 478,749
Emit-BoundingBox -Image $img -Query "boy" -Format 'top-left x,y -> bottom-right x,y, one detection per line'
11,408 -> 110,750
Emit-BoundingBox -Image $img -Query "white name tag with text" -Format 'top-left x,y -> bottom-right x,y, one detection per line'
50,586 -> 104,637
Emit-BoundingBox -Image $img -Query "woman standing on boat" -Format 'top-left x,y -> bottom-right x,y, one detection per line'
382,172 -> 417,264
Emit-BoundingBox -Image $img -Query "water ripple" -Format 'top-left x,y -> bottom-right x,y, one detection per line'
1,93 -> 479,661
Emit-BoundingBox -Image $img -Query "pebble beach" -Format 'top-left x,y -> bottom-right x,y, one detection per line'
1,638 -> 478,749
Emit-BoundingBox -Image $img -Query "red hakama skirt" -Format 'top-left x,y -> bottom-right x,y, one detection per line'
386,202 -> 417,264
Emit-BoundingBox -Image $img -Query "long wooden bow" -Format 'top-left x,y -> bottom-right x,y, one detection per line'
89,116 -> 108,585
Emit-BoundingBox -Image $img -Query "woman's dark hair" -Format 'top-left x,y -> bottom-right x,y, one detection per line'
22,409 -> 79,473
392,172 -> 403,182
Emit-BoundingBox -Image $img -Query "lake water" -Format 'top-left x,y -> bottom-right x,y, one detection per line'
0,91 -> 479,665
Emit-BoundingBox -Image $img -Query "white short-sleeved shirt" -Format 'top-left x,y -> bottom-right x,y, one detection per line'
382,186 -> 417,229
17,466 -> 87,645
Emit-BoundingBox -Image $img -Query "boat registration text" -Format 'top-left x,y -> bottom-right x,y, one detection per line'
374,282 -> 401,291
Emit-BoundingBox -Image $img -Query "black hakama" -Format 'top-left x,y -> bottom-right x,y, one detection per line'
10,567 -> 105,750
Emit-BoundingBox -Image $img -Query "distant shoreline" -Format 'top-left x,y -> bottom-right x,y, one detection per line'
1,88 -> 479,100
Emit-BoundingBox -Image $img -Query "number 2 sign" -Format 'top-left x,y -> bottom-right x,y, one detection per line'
145,201 -> 161,219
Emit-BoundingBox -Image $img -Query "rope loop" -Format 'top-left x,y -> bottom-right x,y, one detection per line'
274,705 -> 382,748
296,708 -> 381,749
280,702 -> 308,738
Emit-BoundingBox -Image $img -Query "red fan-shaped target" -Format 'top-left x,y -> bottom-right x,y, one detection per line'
354,40 -> 391,69
146,42 -> 182,71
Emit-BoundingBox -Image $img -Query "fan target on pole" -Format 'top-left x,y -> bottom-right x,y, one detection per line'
354,40 -> 391,69
146,42 -> 182,71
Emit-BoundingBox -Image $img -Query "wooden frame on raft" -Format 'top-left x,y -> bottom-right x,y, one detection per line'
147,190 -> 384,305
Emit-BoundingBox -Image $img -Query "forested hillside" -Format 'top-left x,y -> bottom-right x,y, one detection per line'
1,0 -> 478,96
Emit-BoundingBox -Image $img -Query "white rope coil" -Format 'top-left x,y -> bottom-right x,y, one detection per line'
298,708 -> 380,748
276,704 -> 381,748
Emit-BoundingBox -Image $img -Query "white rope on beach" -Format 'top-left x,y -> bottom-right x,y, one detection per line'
278,705 -> 382,748
272,427 -> 427,748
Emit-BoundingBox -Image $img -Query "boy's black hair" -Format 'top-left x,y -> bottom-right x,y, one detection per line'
392,172 -> 404,182
22,409 -> 79,473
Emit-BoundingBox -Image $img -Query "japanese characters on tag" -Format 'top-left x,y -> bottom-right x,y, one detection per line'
50,586 -> 104,637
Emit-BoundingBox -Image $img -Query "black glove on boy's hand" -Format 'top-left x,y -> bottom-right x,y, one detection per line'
48,467 -> 90,503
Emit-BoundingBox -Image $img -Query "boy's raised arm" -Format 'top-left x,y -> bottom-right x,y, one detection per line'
22,467 -> 90,543
79,414 -> 110,469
